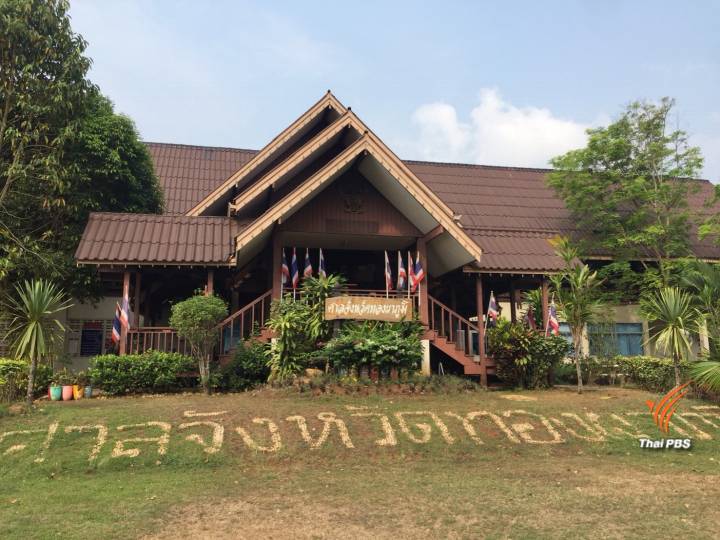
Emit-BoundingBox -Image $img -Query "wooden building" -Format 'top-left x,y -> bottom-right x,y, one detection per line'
71,92 -> 720,381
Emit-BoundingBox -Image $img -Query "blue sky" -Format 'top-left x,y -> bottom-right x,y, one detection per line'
70,0 -> 720,181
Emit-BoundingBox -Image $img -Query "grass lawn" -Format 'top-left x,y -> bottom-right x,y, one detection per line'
1,386 -> 719,539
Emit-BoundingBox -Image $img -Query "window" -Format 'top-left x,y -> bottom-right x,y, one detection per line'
588,323 -> 643,357
67,320 -> 113,357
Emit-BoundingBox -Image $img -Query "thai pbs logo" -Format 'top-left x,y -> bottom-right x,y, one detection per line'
639,381 -> 692,450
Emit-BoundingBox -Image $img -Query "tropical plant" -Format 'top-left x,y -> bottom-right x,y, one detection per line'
549,97 -> 703,284
550,238 -> 605,393
522,289 -> 543,329
689,360 -> 720,394
2,279 -> 72,406
299,274 -> 346,342
681,261 -> 720,357
169,293 -> 228,394
640,287 -> 700,387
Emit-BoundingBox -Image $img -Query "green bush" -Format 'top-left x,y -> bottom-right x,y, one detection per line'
487,320 -> 569,389
325,320 -> 423,373
0,358 -> 52,403
88,351 -> 197,395
615,355 -> 690,392
214,340 -> 270,391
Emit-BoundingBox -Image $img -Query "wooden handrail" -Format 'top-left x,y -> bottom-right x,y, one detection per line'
428,294 -> 480,356
218,290 -> 273,354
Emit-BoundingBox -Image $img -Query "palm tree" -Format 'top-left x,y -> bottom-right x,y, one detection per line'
681,261 -> 720,357
3,280 -> 72,406
550,238 -> 605,394
640,287 -> 699,387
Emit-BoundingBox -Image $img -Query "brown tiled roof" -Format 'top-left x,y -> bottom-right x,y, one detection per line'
125,142 -> 719,272
147,142 -> 257,215
75,213 -> 247,265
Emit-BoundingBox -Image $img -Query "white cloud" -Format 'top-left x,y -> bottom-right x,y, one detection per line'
408,89 -> 590,168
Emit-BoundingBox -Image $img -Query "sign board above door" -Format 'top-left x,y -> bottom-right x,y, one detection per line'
325,296 -> 413,322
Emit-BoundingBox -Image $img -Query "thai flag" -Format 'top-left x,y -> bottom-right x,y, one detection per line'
396,251 -> 406,290
291,248 -> 299,289
303,248 -> 313,278
412,251 -> 425,292
318,248 -> 326,278
281,249 -> 290,286
384,251 -> 393,291
487,292 -> 499,327
547,302 -> 560,336
119,297 -> 130,329
111,302 -> 122,344
408,251 -> 416,292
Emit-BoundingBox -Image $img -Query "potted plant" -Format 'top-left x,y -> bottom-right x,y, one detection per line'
49,372 -> 63,401
58,369 -> 74,401
73,371 -> 88,400
83,373 -> 94,398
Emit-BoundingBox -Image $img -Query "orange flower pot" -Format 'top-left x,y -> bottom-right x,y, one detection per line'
72,385 -> 84,400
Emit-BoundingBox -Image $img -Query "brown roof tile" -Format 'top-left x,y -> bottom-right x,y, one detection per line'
75,213 -> 247,265
147,142 -> 257,215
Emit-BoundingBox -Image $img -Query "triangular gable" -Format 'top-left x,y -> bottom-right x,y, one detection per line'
186,91 -> 346,216
232,134 -> 483,272
228,110 -> 365,216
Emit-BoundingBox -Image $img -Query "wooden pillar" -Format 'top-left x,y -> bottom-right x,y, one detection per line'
541,277 -> 549,334
119,271 -> 130,355
509,279 -> 517,323
207,269 -> 215,296
143,275 -> 151,326
272,232 -> 282,300
416,237 -> 429,326
476,274 -> 487,387
134,271 -> 141,328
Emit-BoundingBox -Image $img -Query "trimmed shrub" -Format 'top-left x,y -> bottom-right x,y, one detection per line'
214,340 -> 270,391
0,358 -> 52,403
88,351 -> 197,395
487,320 -> 569,389
325,320 -> 423,373
615,355 -> 691,392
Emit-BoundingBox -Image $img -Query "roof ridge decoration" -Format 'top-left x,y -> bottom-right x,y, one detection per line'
231,133 -> 483,265
186,91 -> 346,216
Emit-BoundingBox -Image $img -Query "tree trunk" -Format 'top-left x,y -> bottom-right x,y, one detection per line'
574,333 -> 583,394
673,353 -> 681,388
25,354 -> 37,408
200,354 -> 211,395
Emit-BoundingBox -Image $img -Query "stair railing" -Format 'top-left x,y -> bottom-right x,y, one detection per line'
428,295 -> 480,356
218,290 -> 273,354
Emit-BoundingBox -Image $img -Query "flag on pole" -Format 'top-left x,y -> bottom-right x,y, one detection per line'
412,251 -> 425,293
397,251 -> 406,290
111,302 -> 122,344
291,248 -> 299,289
303,248 -> 313,278
384,251 -> 393,293
119,297 -> 130,329
408,251 -> 416,293
318,248 -> 326,278
281,249 -> 290,286
487,292 -> 499,328
546,301 -> 560,336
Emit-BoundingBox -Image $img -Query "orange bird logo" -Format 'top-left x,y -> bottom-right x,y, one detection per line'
645,382 -> 692,434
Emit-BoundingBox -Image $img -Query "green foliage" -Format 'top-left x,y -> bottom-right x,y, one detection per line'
549,98 -> 703,280
266,274 -> 346,382
2,279 -> 71,404
214,340 -> 270,391
0,2 -> 162,298
88,351 -> 197,395
615,355 -> 691,392
170,293 -> 227,393
690,360 -> 720,394
486,320 -> 569,389
640,287 -> 699,386
550,237 -> 605,393
0,358 -> 52,402
324,320 -> 423,372
293,372 -> 480,395
681,261 -> 720,358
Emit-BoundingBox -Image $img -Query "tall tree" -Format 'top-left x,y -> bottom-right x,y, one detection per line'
0,0 -> 92,279
549,98 -> 704,284
1,1 -> 163,299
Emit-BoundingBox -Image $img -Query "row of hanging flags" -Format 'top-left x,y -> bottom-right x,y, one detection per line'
486,291 -> 560,336
280,248 -> 327,291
